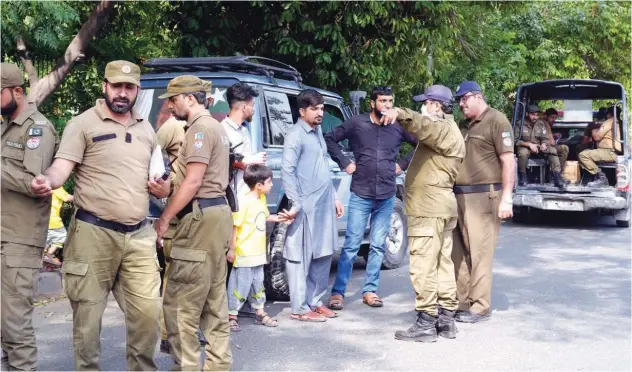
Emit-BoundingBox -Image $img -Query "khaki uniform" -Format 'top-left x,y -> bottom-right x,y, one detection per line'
515,119 -> 561,173
542,121 -> 569,170
453,107 -> 513,315
57,99 -> 161,371
163,111 -> 233,371
578,118 -> 621,174
1,103 -> 57,371
396,108 -> 465,315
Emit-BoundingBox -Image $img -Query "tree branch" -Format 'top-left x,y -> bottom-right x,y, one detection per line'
28,0 -> 115,106
16,36 -> 39,86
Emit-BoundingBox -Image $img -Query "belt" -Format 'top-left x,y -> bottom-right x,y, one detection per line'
177,197 -> 227,220
453,183 -> 502,194
75,209 -> 147,233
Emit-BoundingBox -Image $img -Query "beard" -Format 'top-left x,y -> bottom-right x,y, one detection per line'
373,107 -> 384,119
103,93 -> 136,114
1,91 -> 18,117
173,112 -> 187,121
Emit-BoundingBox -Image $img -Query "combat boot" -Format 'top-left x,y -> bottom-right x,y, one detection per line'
519,172 -> 528,187
587,172 -> 608,188
436,308 -> 457,339
552,172 -> 567,189
394,312 -> 438,343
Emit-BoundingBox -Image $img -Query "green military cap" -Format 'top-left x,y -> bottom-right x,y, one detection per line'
104,60 -> 141,86
159,75 -> 207,99
1,63 -> 24,88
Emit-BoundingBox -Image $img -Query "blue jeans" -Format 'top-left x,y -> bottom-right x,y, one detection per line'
332,193 -> 395,297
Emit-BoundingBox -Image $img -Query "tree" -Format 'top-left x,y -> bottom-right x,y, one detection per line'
1,0 -> 115,106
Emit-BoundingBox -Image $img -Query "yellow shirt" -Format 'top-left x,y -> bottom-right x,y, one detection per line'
49,187 -> 71,230
233,193 -> 269,267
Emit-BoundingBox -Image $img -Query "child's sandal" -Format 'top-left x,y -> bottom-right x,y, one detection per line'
254,312 -> 278,327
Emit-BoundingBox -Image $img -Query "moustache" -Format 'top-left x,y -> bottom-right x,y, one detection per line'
112,97 -> 130,103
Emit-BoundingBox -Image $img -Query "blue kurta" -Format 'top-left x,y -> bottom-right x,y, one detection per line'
281,119 -> 337,262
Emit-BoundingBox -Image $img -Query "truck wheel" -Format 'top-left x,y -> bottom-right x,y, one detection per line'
615,207 -> 631,227
264,222 -> 290,301
381,198 -> 408,269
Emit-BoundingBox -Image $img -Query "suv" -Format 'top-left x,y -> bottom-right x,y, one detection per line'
139,56 -> 409,298
511,79 -> 631,227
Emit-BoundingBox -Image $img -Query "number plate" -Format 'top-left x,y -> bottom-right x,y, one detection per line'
544,200 -> 585,211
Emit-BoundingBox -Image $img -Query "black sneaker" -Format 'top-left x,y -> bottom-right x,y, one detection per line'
437,308 -> 457,339
394,312 -> 438,343
455,310 -> 490,323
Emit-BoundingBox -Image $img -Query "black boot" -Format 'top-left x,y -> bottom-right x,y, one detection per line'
519,172 -> 528,187
552,172 -> 567,189
159,339 -> 170,354
587,172 -> 608,188
394,312 -> 438,342
437,308 -> 457,339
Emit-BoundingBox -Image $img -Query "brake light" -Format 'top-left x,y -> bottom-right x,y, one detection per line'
616,161 -> 629,192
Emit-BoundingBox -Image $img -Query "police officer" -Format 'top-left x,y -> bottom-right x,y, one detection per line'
155,106 -> 186,354
542,108 -> 569,171
382,85 -> 465,342
1,62 -> 58,371
154,75 -> 233,371
515,104 -> 566,188
31,60 -> 170,371
451,81 -> 514,323
381,85 -> 465,342
579,106 -> 621,188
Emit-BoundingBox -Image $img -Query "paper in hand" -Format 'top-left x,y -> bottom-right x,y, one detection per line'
149,145 -> 166,179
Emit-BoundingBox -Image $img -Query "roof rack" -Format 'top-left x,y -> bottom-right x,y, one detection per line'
144,56 -> 304,87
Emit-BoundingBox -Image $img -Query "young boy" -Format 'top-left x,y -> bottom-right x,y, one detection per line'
44,187 -> 74,267
227,164 -> 292,331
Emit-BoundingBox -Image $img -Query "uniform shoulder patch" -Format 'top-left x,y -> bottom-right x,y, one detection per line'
193,139 -> 203,149
26,137 -> 40,149
28,127 -> 43,136
503,137 -> 512,147
501,131 -> 511,138
194,132 -> 204,140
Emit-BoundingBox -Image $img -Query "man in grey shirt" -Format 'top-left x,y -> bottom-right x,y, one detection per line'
281,89 -> 344,322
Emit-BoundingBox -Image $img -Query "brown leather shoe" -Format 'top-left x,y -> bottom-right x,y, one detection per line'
314,305 -> 338,318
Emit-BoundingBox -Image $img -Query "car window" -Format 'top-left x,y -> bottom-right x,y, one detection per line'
263,90 -> 347,148
136,83 -> 230,129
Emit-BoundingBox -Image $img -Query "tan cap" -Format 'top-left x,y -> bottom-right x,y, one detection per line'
158,75 -> 207,99
203,80 -> 213,99
1,63 -> 24,88
104,60 -> 141,86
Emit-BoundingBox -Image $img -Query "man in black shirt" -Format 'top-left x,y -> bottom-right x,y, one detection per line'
324,86 -> 417,310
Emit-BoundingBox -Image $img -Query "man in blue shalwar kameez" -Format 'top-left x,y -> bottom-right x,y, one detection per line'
281,89 -> 344,322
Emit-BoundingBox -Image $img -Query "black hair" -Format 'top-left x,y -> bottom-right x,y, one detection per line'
440,101 -> 453,114
243,164 -> 273,189
180,91 -> 206,105
297,89 -> 324,110
544,108 -> 558,117
607,106 -> 615,117
371,86 -> 393,101
227,83 -> 259,109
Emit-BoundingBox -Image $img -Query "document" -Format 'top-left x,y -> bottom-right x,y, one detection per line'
149,145 -> 166,179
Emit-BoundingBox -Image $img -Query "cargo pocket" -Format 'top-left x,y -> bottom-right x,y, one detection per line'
3,255 -> 42,297
407,217 -> 436,256
61,260 -> 103,304
168,248 -> 206,284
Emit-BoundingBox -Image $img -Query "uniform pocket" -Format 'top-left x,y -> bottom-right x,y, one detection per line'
1,146 -> 25,161
407,217 -> 436,256
168,248 -> 206,284
3,255 -> 42,298
61,260 -> 103,303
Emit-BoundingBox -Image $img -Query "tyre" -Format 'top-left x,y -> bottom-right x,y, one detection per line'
512,206 -> 529,224
381,198 -> 408,269
615,207 -> 631,228
263,222 -> 290,301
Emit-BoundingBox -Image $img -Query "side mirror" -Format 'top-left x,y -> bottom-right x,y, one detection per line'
349,91 -> 367,116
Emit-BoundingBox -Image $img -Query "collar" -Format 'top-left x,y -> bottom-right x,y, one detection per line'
223,116 -> 244,131
468,107 -> 491,128
186,110 -> 212,128
10,103 -> 38,126
298,119 -> 315,133
94,99 -> 143,124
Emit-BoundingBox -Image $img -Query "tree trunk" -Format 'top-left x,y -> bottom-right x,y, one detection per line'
26,0 -> 115,106
16,37 -> 39,86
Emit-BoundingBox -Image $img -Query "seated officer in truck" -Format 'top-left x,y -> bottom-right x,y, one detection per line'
514,104 -> 566,188
578,106 -> 622,188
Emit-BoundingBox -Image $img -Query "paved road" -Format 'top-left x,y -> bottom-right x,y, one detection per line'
32,212 -> 631,371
